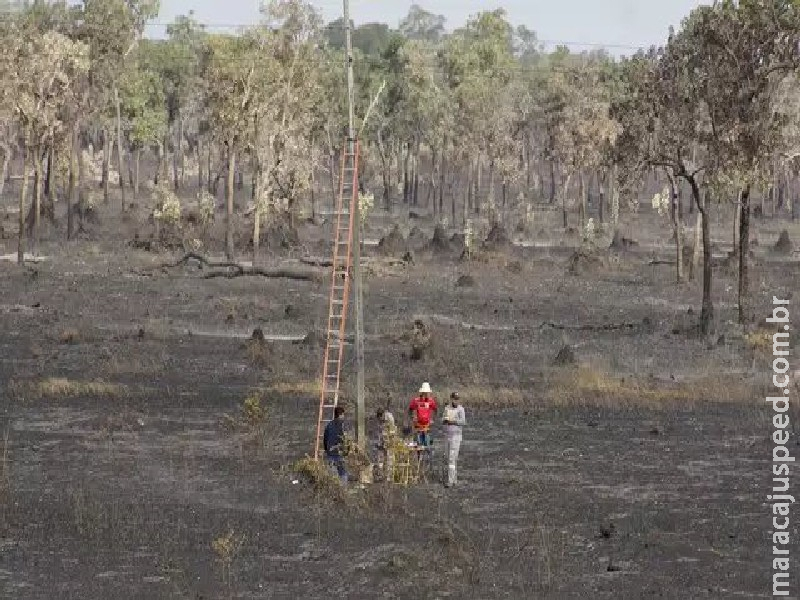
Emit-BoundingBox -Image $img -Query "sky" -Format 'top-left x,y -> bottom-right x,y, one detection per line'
146,0 -> 711,54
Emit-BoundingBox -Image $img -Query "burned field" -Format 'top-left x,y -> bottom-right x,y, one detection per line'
0,210 -> 797,599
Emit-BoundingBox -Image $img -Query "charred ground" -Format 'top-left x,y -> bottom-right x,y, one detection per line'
0,202 -> 798,599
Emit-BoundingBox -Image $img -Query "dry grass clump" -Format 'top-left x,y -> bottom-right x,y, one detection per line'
241,392 -> 267,427
9,377 -> 126,400
99,354 -> 166,377
59,328 -> 81,344
212,529 -> 246,588
291,456 -> 348,504
430,520 -> 481,584
396,319 -> 433,361
342,434 -> 372,483
545,366 -> 757,408
222,391 -> 269,453
451,367 -> 759,410
268,381 -> 320,396
451,386 -> 529,408
244,338 -> 271,368
140,318 -> 174,340
744,328 -> 775,354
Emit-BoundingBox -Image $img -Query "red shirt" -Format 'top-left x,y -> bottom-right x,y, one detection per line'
409,395 -> 438,428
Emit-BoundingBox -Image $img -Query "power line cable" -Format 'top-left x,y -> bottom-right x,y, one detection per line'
141,21 -> 652,51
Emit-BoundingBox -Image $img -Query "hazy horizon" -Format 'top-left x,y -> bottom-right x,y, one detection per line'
145,0 -> 711,55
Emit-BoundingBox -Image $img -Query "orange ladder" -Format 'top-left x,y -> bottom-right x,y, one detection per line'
314,138 -> 360,460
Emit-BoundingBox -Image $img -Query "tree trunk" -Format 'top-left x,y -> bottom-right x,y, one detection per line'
154,142 -> 162,186
17,144 -> 29,265
438,144 -> 446,218
381,158 -> 391,211
412,147 -> 420,206
206,142 -> 214,193
207,144 -> 214,195
488,160 -> 495,219
134,148 -> 141,199
102,130 -> 111,203
0,145 -> 9,200
44,145 -> 54,204
689,179 -> 713,334
451,178 -> 457,226
67,129 -> 77,240
465,161 -> 472,227
327,135 -> 336,213
77,138 -> 85,231
665,170 -> 683,283
115,86 -> 126,211
561,173 -> 572,230
197,139 -> 204,191
700,206 -> 713,332
226,145 -> 236,260
252,208 -> 261,264
252,120 -> 261,264
475,157 -> 482,215
549,159 -> 556,203
579,171 -> 586,229
689,212 -> 701,281
311,167 -> 316,221
525,141 -> 531,192
161,132 -> 170,185
178,119 -> 184,189
610,166 -> 619,233
738,185 -> 752,324
402,144 -> 410,204
127,149 -> 134,187
377,130 -> 391,212
251,162 -> 257,201
731,193 -> 739,257
172,126 -> 180,192
32,152 -> 42,256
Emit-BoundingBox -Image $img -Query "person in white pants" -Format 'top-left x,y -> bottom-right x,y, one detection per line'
442,392 -> 466,487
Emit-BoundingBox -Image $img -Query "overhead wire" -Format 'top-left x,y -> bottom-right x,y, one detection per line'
141,21 -> 652,52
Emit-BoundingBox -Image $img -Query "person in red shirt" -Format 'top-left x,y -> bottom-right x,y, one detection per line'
408,382 -> 438,448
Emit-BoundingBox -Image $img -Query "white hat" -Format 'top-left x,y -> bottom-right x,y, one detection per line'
419,382 -> 432,394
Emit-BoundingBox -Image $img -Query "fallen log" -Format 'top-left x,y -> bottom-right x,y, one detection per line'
152,252 -> 323,282
539,321 -> 640,332
300,256 -> 333,267
203,266 -> 321,281
300,255 -> 408,268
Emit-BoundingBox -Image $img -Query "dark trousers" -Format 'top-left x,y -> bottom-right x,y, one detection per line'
326,454 -> 348,483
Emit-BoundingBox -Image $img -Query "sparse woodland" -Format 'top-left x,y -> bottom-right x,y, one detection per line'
0,0 -> 799,337
3,3 -> 800,597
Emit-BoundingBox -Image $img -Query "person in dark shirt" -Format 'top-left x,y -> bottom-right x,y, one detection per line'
323,405 -> 348,483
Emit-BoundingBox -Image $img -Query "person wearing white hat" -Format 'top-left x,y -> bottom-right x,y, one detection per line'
408,382 -> 438,448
